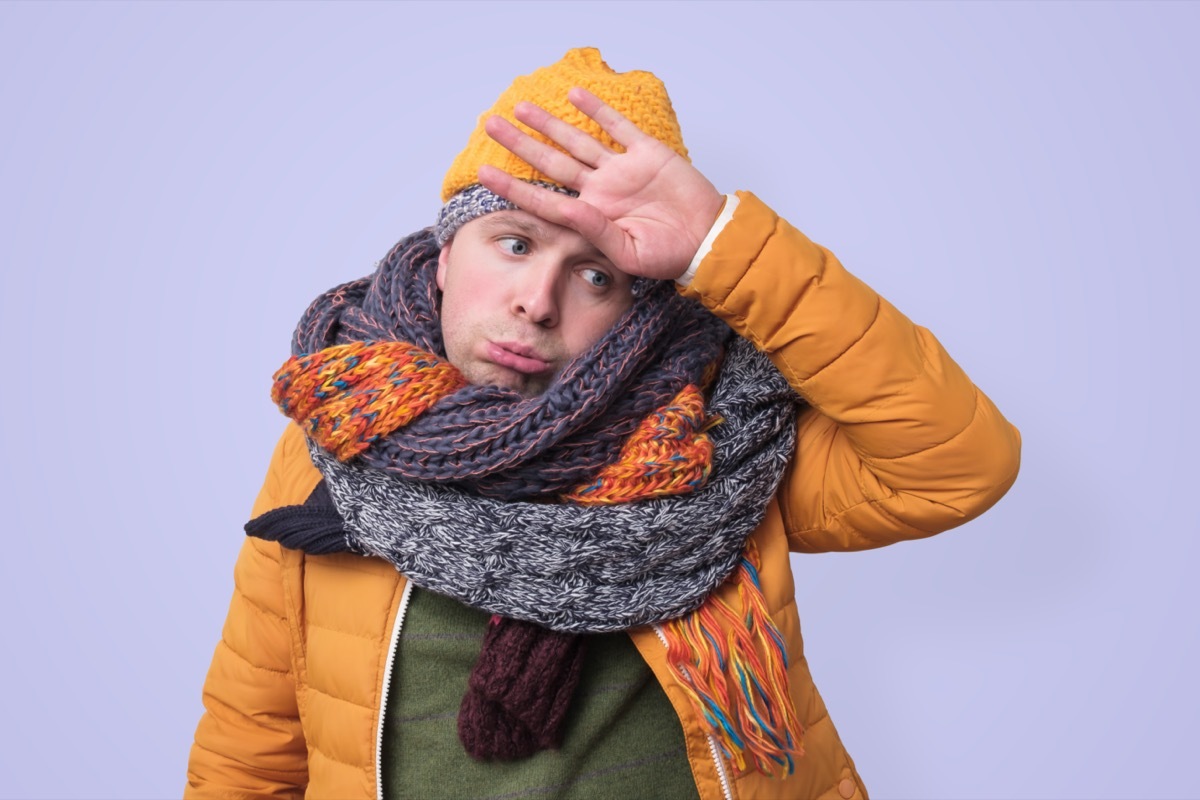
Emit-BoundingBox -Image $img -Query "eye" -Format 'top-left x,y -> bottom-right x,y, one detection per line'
498,237 -> 529,256
580,268 -> 611,288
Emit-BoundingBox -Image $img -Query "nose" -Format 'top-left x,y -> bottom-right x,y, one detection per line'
511,261 -> 560,328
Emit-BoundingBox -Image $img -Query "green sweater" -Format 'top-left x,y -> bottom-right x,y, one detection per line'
382,587 -> 699,799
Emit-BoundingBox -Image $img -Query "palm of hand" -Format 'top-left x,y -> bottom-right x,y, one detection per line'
477,88 -> 724,282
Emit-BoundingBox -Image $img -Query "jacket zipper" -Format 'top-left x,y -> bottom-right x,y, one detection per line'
653,624 -> 734,800
375,579 -> 414,800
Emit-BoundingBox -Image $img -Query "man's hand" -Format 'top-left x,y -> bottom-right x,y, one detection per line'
478,87 -> 725,282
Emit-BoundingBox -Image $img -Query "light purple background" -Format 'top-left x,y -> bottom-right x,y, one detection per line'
1,2 -> 1196,798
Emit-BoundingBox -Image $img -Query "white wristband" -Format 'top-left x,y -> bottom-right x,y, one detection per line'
676,193 -> 740,288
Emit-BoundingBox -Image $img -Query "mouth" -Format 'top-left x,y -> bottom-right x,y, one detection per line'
485,341 -> 554,375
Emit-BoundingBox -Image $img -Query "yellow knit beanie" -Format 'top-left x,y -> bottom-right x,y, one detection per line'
435,48 -> 688,244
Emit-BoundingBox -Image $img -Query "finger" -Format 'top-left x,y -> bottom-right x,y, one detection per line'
567,87 -> 650,151
512,100 -> 613,167
478,164 -> 635,271
484,115 -> 590,188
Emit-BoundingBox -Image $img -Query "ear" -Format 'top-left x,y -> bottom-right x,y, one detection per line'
436,241 -> 452,291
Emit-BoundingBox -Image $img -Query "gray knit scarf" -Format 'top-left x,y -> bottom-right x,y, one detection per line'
310,335 -> 797,633
270,227 -> 801,633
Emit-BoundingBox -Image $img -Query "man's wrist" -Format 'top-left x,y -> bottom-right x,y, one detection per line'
676,193 -> 741,288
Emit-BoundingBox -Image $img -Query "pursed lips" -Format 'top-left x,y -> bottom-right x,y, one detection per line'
485,340 -> 554,375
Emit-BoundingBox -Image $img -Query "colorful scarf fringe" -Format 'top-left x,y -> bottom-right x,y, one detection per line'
664,539 -> 805,776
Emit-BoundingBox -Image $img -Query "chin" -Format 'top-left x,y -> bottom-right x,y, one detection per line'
509,376 -> 551,398
464,364 -> 551,398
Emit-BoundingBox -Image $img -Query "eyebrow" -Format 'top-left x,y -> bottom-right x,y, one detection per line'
475,212 -> 551,241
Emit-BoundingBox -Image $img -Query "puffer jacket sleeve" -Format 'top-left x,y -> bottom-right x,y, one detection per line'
186,429 -> 309,798
680,192 -> 1021,552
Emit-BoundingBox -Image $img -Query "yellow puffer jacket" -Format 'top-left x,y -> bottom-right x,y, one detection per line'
186,193 -> 1021,800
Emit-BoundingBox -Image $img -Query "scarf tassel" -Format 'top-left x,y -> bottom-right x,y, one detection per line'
663,539 -> 804,777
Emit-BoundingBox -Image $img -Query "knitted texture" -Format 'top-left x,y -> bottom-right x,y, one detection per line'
282,228 -> 728,501
277,341 -> 717,504
436,182 -> 577,247
440,47 -> 688,203
273,341 -> 467,460
244,481 -> 347,556
457,616 -> 586,760
305,335 -> 794,633
564,384 -> 713,505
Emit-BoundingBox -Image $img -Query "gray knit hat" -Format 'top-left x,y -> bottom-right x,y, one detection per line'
434,182 -> 578,247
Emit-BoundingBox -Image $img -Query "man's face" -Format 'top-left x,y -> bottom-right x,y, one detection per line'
436,209 -> 635,396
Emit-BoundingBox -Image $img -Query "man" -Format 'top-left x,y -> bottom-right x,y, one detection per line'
186,48 -> 1020,800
